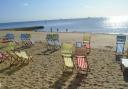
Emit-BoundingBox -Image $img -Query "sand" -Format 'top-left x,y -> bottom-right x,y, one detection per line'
0,31 -> 128,89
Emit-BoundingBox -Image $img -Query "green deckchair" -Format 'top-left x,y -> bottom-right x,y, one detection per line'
61,43 -> 74,71
83,33 -> 91,53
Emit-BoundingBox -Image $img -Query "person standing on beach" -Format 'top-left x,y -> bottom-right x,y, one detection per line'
57,28 -> 59,32
50,27 -> 53,32
66,28 -> 68,32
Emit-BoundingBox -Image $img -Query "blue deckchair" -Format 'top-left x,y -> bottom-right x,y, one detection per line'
5,33 -> 14,42
116,35 -> 126,55
20,34 -> 33,47
116,35 -> 126,61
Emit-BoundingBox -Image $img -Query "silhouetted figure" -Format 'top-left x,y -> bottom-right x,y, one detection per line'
50,27 -> 53,32
66,28 -> 68,32
57,28 -> 59,32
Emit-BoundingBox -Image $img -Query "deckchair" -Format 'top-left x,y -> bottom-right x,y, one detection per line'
83,33 -> 91,53
46,34 -> 54,50
53,34 -> 61,49
5,33 -> 14,42
115,35 -> 126,61
21,34 -> 33,47
61,43 -> 74,71
74,46 -> 89,74
15,51 -> 32,64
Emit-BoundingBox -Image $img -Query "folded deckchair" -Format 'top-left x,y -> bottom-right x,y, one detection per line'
61,43 -> 74,71
115,35 -> 126,61
83,33 -> 91,53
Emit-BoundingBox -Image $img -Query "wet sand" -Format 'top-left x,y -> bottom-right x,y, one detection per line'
0,31 -> 128,89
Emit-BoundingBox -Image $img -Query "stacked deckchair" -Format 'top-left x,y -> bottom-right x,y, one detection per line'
74,41 -> 89,74
115,34 -> 126,61
46,33 -> 60,51
61,43 -> 74,72
83,33 -> 91,53
20,34 -> 33,47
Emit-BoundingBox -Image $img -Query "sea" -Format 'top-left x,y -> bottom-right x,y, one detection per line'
0,17 -> 128,35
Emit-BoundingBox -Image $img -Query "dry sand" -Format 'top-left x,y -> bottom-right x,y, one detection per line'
0,31 -> 128,89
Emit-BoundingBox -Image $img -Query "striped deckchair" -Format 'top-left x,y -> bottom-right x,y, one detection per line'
75,43 -> 89,74
61,43 -> 74,71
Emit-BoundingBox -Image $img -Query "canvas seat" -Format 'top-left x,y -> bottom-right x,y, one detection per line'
63,55 -> 74,68
75,56 -> 88,70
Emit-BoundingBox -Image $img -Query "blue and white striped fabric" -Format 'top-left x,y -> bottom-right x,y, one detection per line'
116,43 -> 124,54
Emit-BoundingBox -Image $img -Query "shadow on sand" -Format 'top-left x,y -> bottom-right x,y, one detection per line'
42,49 -> 58,55
51,71 -> 73,89
0,63 -> 28,76
123,70 -> 128,82
67,73 -> 87,89
51,71 -> 87,89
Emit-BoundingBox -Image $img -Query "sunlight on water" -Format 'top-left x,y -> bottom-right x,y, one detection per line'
104,16 -> 128,29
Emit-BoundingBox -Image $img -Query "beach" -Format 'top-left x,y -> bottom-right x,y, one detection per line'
0,31 -> 128,89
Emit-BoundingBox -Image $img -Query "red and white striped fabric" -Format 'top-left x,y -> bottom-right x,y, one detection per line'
76,56 -> 88,70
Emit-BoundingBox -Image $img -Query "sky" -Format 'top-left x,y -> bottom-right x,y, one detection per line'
0,0 -> 128,23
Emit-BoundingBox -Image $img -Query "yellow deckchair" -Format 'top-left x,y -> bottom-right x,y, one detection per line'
15,51 -> 32,64
61,43 -> 74,71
